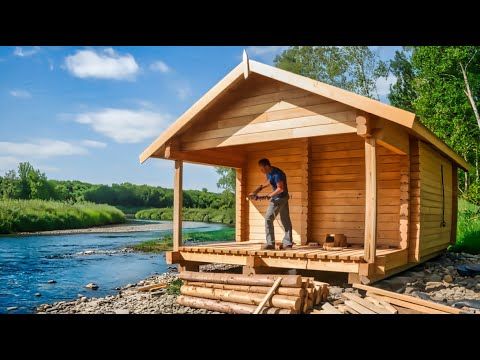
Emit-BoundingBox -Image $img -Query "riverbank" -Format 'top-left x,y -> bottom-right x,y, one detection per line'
4,219 -> 228,237
0,199 -> 125,234
35,252 -> 480,314
131,228 -> 235,253
36,263 -> 240,314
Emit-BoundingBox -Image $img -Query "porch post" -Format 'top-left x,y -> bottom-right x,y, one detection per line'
364,137 -> 377,264
173,160 -> 183,251
235,167 -> 247,242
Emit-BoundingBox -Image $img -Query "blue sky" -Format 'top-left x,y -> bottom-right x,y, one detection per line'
0,46 -> 401,192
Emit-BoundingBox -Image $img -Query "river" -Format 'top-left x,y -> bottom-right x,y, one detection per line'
0,220 -> 231,314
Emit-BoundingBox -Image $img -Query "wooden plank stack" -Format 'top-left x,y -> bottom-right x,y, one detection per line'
311,283 -> 468,314
176,271 -> 329,314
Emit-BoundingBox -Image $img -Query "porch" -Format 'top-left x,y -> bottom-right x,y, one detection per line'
167,241 -> 409,281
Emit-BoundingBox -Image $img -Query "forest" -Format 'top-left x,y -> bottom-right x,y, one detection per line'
0,162 -> 233,212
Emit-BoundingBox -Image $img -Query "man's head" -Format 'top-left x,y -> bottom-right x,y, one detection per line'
258,158 -> 272,174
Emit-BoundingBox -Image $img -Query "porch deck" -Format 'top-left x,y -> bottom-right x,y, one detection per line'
167,241 -> 408,276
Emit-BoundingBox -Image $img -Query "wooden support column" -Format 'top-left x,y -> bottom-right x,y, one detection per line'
399,152 -> 410,249
300,138 -> 310,245
364,137 -> 377,264
236,167 -> 248,242
173,160 -> 183,251
409,138 -> 421,263
451,163 -> 458,245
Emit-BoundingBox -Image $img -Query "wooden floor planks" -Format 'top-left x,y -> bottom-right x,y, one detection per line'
178,241 -> 402,262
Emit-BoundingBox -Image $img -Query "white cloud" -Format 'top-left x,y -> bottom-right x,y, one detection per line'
150,60 -> 170,73
82,140 -> 107,148
173,82 -> 192,100
0,139 -> 87,159
376,74 -> 397,97
13,46 -> 40,57
64,48 -> 139,80
75,108 -> 171,143
0,139 -> 106,174
9,89 -> 31,98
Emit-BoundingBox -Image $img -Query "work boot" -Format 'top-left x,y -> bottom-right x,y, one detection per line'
283,244 -> 294,250
261,244 -> 275,250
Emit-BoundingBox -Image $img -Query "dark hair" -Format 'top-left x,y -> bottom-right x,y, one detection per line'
258,158 -> 271,167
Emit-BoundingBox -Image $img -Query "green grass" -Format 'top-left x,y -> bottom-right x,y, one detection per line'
450,199 -> 480,254
130,228 -> 235,253
115,205 -> 150,216
166,279 -> 183,296
135,207 -> 235,225
0,199 -> 126,234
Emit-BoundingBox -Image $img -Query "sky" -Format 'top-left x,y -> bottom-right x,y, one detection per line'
0,46 -> 401,192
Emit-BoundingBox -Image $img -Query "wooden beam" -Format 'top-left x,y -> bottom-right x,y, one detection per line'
364,137 -> 377,263
242,49 -> 250,79
173,160 -> 183,251
373,121 -> 409,155
400,154 -> 410,249
301,138 -> 309,244
163,148 -> 246,168
451,163 -> 458,245
356,115 -> 371,137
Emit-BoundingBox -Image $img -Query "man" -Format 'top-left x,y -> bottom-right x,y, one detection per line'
249,158 -> 293,250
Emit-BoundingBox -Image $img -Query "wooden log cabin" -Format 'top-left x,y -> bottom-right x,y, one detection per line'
139,52 -> 470,284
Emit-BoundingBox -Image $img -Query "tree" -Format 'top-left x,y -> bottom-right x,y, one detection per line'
215,167 -> 236,194
409,46 -> 480,192
387,49 -> 417,112
274,46 -> 388,99
0,170 -> 19,199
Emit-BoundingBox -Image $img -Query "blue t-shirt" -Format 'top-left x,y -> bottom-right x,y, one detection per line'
266,167 -> 289,200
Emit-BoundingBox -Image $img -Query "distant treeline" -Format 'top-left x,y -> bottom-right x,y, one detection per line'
0,162 -> 234,211
136,207 -> 235,225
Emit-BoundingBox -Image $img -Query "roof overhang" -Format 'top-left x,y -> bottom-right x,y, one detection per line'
140,55 -> 470,172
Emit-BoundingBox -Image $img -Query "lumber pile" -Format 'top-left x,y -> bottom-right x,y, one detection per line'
176,271 -> 329,314
310,283 -> 468,314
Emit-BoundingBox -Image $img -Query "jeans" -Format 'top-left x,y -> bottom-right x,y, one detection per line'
265,196 -> 293,246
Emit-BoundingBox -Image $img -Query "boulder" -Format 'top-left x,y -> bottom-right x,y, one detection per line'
85,282 -> 99,290
443,274 -> 453,283
114,309 -> 130,314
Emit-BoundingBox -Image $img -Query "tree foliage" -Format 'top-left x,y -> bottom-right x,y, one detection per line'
387,46 -> 480,194
274,46 -> 388,99
0,162 -> 232,211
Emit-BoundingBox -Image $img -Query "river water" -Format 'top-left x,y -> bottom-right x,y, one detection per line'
0,220 -> 231,314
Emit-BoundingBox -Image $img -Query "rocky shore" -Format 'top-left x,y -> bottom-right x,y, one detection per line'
36,252 -> 480,314
36,263 -> 240,314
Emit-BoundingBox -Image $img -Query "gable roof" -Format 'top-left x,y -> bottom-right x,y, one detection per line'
140,55 -> 470,171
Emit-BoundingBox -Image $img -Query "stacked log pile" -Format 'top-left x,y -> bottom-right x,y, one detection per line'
176,271 -> 329,314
